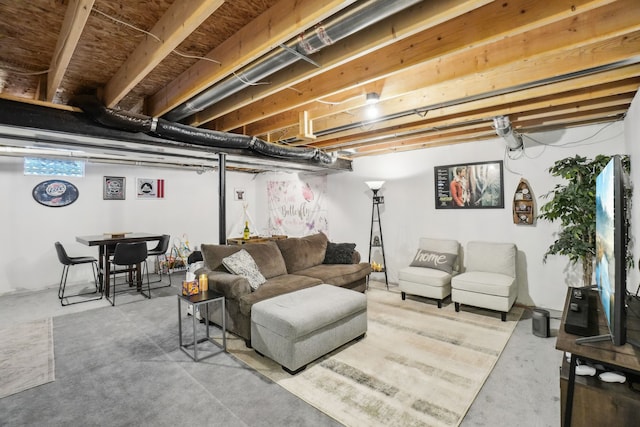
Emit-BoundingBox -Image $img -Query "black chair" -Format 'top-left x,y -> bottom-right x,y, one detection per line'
55,242 -> 102,306
108,242 -> 150,306
148,234 -> 171,288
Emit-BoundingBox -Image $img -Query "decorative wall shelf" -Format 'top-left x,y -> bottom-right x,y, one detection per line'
513,178 -> 535,225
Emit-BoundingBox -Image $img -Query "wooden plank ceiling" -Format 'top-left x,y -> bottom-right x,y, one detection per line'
0,0 -> 638,163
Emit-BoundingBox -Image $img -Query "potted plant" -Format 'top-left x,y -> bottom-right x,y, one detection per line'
539,154 -> 630,287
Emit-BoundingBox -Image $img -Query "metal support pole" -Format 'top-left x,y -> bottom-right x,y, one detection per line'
218,152 -> 227,245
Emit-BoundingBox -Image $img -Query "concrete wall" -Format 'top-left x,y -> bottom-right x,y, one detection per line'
0,159 -> 257,294
2,96 -> 638,312
323,122 -> 627,311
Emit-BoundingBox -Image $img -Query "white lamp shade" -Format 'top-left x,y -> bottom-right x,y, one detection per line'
365,180 -> 385,190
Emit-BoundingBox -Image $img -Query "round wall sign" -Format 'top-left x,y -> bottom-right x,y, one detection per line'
32,180 -> 79,207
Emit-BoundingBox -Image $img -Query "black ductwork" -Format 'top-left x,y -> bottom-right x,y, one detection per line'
72,95 -> 333,164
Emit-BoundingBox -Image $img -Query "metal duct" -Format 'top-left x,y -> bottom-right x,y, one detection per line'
72,95 -> 334,163
164,0 -> 423,122
492,115 -> 523,150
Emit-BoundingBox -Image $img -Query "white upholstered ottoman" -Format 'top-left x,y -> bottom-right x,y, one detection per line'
251,284 -> 367,374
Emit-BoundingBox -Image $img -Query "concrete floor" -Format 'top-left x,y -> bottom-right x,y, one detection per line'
0,278 -> 563,426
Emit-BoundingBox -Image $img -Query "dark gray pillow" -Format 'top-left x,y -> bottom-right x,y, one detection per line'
410,249 -> 457,273
323,242 -> 356,264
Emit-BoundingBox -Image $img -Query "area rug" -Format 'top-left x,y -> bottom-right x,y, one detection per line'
221,288 -> 523,427
0,318 -> 55,399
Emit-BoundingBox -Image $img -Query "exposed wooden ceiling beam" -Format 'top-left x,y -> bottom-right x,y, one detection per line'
208,0 -> 622,132
191,0 -> 493,126
47,0 -> 95,102
304,71 -> 640,148
255,25 -> 640,144
102,0 -> 225,108
146,0 -> 358,117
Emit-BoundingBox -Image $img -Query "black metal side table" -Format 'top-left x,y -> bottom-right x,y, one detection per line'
177,290 -> 226,361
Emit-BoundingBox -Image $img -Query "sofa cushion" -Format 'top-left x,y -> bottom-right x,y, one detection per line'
465,241 -> 516,277
398,266 -> 453,287
323,242 -> 356,264
201,241 -> 287,279
222,249 -> 266,291
418,238 -> 461,272
451,271 -> 515,297
295,263 -> 371,287
276,232 -> 328,273
251,284 -> 367,339
409,249 -> 457,273
238,274 -> 322,316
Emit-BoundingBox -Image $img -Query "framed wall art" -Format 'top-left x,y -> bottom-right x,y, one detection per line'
103,176 -> 126,200
32,180 -> 79,207
434,160 -> 504,209
136,178 -> 165,199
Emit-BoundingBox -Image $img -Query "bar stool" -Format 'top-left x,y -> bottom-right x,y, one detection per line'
108,242 -> 150,306
148,234 -> 171,288
54,242 -> 102,306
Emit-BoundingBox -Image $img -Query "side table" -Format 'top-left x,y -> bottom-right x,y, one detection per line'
178,290 -> 226,361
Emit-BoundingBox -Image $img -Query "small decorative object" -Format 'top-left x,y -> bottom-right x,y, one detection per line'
182,280 -> 199,296
103,232 -> 129,239
103,176 -> 125,200
234,188 -> 245,201
370,262 -> 384,272
32,180 -> 79,207
512,178 -> 535,225
137,178 -> 165,199
199,274 -> 209,292
243,221 -> 250,240
372,236 -> 380,246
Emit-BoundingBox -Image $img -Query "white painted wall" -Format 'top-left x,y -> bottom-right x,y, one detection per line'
324,122 -> 627,311
625,91 -> 640,295
2,108 -> 636,312
0,158 -> 257,295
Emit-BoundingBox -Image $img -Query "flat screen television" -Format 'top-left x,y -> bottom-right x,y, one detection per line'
593,155 -> 627,346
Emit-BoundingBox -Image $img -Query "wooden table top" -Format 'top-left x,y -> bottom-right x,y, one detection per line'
556,288 -> 640,373
76,232 -> 163,246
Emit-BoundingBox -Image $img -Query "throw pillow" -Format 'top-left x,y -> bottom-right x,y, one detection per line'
323,242 -> 356,264
222,249 -> 266,291
409,249 -> 457,273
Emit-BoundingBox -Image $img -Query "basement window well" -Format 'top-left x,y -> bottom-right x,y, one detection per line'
24,158 -> 85,177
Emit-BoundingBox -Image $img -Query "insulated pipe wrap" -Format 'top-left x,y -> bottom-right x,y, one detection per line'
72,95 -> 333,164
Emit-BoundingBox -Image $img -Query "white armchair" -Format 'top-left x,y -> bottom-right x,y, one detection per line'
451,241 -> 517,321
398,238 -> 460,308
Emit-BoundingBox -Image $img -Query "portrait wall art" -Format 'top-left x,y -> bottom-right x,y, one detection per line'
434,160 -> 504,209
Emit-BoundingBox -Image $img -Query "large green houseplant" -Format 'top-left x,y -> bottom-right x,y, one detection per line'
539,154 -> 630,287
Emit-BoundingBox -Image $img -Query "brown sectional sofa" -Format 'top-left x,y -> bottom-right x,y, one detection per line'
197,232 -> 371,344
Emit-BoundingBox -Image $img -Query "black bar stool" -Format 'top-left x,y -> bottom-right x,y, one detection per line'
108,242 -> 150,306
148,234 -> 171,288
54,242 -> 102,306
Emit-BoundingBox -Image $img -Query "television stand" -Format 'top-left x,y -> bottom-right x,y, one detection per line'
556,288 -> 640,427
575,333 -> 612,344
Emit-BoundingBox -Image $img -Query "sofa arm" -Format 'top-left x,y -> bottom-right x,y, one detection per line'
195,267 -> 251,300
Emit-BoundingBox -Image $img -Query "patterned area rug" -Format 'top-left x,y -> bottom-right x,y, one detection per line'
0,318 -> 55,399
222,287 -> 523,427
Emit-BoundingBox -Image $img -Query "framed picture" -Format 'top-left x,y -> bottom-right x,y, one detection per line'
32,180 -> 79,207
103,176 -> 125,200
137,178 -> 165,199
434,160 -> 504,209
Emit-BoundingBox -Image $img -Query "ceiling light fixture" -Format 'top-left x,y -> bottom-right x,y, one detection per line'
366,92 -> 380,104
365,93 -> 380,119
492,115 -> 523,151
